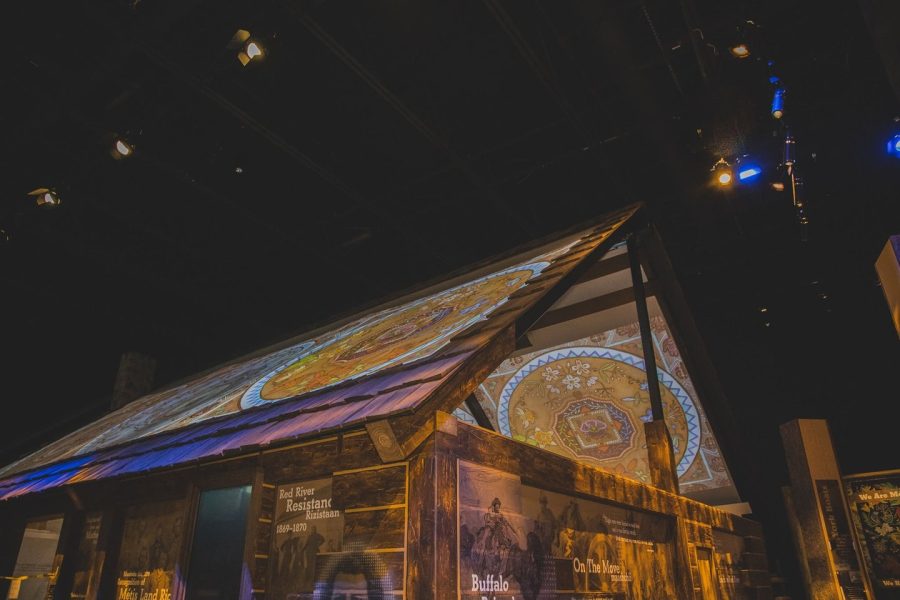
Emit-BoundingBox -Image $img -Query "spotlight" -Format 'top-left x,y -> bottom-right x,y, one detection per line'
712,158 -> 733,186
28,188 -> 62,208
729,43 -> 750,59
229,29 -> 264,66
771,87 -> 785,119
245,41 -> 263,60
887,133 -> 900,158
111,138 -> 134,160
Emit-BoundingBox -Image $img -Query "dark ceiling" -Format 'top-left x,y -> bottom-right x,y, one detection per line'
3,0 -> 900,589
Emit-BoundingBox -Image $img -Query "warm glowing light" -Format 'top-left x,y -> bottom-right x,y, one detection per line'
729,44 -> 750,58
771,182 -> 785,192
712,158 -> 733,187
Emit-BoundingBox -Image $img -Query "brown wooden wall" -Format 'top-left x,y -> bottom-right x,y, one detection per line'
0,429 -> 403,600
404,416 -> 774,600
1,418 -> 772,600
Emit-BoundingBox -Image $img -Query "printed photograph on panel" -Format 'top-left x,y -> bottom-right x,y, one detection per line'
459,461 -> 675,599
270,478 -> 350,599
115,498 -> 186,600
70,512 -> 104,600
846,473 -> 900,596
269,476 -> 404,598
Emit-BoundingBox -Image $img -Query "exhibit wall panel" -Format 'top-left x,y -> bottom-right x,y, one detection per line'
255,448 -> 409,600
442,420 -> 769,600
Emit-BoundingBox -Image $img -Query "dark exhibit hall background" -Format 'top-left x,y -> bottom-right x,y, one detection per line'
2,0 -> 900,596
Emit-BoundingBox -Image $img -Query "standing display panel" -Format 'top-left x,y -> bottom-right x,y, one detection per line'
5,516 -> 64,600
845,470 -> 900,599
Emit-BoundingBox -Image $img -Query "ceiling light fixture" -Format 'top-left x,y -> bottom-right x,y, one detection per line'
712,158 -> 733,186
229,29 -> 264,66
111,138 -> 134,160
771,87 -> 785,119
28,188 -> 62,208
887,133 -> 900,158
729,43 -> 750,59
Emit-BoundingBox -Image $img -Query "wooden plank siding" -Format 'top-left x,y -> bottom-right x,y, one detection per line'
398,415 -> 772,600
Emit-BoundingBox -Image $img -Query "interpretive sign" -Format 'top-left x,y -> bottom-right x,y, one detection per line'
115,499 -> 186,600
845,471 -> 900,599
458,461 -> 676,599
712,530 -> 748,600
71,512 -> 103,600
815,480 -> 867,599
268,478 -> 344,599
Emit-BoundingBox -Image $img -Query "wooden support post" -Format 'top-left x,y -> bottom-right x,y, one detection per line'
463,394 -> 494,431
780,418 -> 870,600
406,440 -> 436,599
628,232 -> 679,494
434,413 -> 458,599
645,420 -> 681,495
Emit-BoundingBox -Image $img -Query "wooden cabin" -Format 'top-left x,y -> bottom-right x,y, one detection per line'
0,204 -> 773,599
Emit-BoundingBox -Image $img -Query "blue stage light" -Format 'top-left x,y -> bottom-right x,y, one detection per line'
771,88 -> 785,119
738,166 -> 762,181
887,133 -> 900,158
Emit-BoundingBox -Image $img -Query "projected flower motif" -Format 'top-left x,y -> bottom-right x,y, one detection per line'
570,359 -> 591,376
875,523 -> 895,536
561,374 -> 581,390
533,429 -> 555,448
542,366 -> 560,381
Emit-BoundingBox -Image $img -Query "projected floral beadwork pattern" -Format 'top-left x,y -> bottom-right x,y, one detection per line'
498,347 -> 696,483
466,316 -> 736,493
240,262 -> 550,408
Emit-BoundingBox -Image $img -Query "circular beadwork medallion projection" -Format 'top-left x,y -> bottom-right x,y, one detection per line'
241,263 -> 549,408
498,347 -> 700,478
